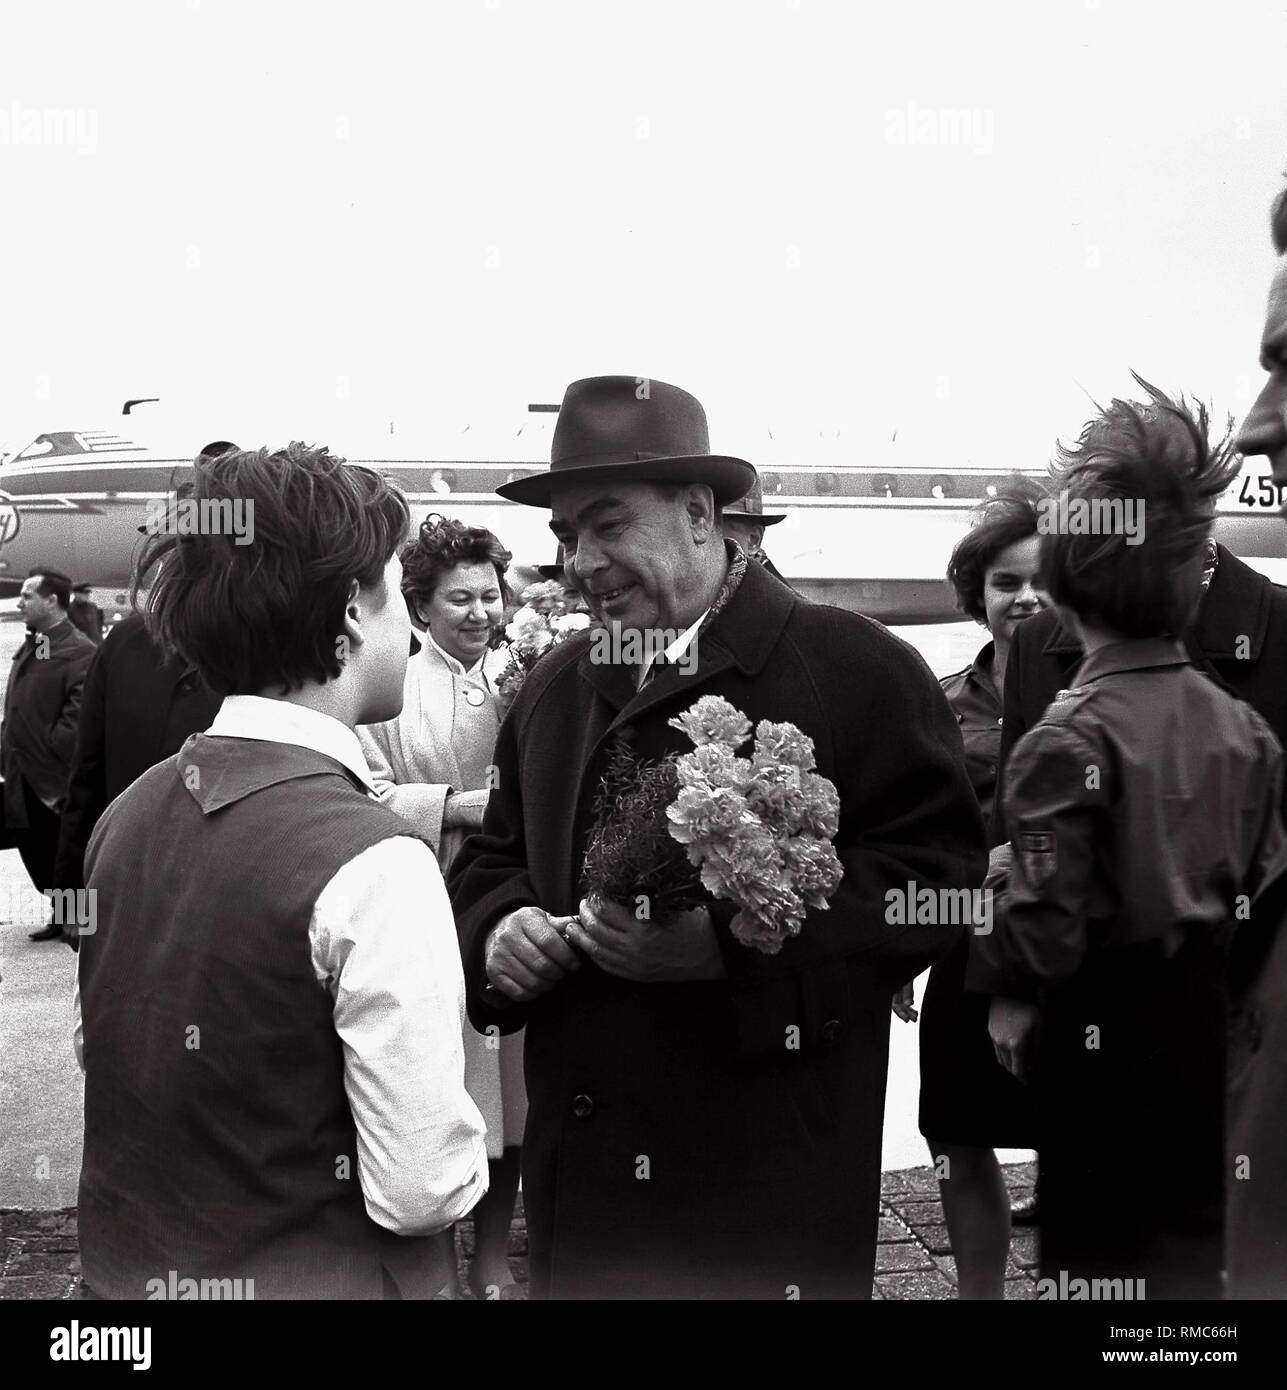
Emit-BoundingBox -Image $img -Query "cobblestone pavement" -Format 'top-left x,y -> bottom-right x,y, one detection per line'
1,1162 -> 1037,1300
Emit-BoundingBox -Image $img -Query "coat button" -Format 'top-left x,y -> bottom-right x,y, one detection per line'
572,1093 -> 595,1119
820,1019 -> 843,1045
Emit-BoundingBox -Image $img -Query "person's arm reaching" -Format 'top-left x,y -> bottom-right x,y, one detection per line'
355,723 -> 456,853
312,835 -> 488,1237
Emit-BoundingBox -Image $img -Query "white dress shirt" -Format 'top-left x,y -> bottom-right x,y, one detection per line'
636,608 -> 710,690
74,694 -> 488,1238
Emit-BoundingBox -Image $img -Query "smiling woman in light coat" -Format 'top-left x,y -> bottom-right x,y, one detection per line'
358,513 -> 526,1299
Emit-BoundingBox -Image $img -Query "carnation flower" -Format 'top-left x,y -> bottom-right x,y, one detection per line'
796,772 -> 841,840
675,743 -> 751,791
668,695 -> 752,750
518,579 -> 571,614
780,835 -> 844,909
666,783 -> 754,846
728,909 -> 793,955
753,720 -> 818,773
551,612 -> 592,635
743,762 -> 808,833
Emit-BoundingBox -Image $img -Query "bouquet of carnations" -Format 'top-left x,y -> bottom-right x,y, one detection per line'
495,581 -> 592,704
581,694 -> 844,954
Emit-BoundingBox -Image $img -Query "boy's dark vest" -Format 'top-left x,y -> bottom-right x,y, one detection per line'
78,733 -> 448,1300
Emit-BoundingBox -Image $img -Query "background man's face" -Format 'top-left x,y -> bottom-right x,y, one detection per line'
722,515 -> 765,559
550,480 -> 710,634
17,576 -> 60,632
1236,257 -> 1287,486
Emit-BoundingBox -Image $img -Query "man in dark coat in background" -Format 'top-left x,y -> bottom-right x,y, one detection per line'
2,569 -> 96,936
68,584 -> 105,645
722,476 -> 791,583
448,376 -> 986,1299
53,612 -> 222,931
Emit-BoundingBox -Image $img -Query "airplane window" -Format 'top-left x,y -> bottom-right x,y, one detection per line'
871,474 -> 898,498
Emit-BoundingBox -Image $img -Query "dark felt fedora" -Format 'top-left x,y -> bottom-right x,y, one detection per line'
496,376 -> 755,508
723,476 -> 785,526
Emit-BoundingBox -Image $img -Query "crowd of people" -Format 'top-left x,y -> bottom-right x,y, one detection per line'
3,189 -> 1286,1302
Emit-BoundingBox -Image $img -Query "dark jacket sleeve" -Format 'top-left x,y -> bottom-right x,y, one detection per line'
991,623 -> 1031,846
53,641 -> 110,893
711,622 -> 988,1059
968,721 -> 1107,1000
49,647 -> 94,774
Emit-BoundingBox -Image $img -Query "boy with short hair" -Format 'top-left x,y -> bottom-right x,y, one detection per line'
973,380 -> 1287,1298
76,443 -> 487,1299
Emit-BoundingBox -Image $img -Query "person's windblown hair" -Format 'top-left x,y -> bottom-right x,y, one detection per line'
400,513 -> 513,618
1041,374 -> 1240,639
134,442 -> 410,695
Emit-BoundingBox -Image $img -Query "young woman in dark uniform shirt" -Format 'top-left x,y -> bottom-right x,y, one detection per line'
899,479 -> 1047,1299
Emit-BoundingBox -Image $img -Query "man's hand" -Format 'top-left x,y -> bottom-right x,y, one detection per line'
484,906 -> 581,1002
988,995 -> 1039,1084
890,980 -> 918,1022
566,896 -> 726,983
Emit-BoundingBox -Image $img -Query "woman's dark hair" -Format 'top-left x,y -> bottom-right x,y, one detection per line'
1272,181 -> 1287,255
1041,375 -> 1240,638
946,476 -> 1046,624
134,442 -> 410,695
401,514 -> 512,621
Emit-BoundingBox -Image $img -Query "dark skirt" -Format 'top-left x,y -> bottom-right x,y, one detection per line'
1037,928 -> 1228,1299
918,931 -> 1038,1148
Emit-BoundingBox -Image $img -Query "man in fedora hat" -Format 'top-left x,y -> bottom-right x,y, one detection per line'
722,477 -> 789,582
449,375 -> 985,1299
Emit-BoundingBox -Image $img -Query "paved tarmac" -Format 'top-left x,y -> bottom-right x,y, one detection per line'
2,1164 -> 1042,1300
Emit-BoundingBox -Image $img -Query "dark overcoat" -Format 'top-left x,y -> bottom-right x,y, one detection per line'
1,618 -> 96,827
53,613 -> 222,893
448,559 -> 987,1299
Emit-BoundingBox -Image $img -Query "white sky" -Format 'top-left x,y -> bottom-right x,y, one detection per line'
2,0 -> 1284,470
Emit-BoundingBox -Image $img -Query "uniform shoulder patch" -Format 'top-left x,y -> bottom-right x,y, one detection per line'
1038,684 -> 1097,727
1015,829 -> 1057,886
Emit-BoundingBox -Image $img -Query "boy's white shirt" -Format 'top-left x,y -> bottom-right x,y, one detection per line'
73,693 -> 488,1236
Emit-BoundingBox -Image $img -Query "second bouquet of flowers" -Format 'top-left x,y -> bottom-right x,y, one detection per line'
496,580 -> 591,705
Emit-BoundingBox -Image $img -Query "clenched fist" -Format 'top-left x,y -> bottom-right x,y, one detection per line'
484,906 -> 582,1002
